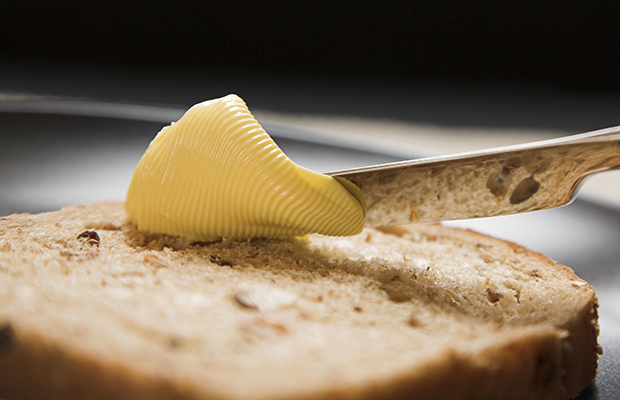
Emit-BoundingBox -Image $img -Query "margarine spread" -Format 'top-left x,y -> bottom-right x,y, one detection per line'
125,94 -> 366,241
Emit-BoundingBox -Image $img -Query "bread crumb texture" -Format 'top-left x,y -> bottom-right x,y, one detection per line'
0,202 -> 599,400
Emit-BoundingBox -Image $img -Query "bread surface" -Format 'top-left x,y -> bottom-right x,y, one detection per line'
0,202 -> 599,400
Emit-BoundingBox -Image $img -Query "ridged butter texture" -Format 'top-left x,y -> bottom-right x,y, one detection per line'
126,94 -> 366,241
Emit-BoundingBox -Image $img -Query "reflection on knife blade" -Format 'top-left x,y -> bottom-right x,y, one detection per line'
329,125 -> 620,227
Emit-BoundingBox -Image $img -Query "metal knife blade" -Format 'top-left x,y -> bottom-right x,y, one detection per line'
328,126 -> 620,227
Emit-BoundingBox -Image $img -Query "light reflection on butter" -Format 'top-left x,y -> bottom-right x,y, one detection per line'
126,94 -> 365,241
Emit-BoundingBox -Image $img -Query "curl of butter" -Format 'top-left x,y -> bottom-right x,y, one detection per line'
126,94 -> 366,241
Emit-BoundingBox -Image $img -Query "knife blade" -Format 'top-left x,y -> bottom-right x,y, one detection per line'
329,126 -> 620,227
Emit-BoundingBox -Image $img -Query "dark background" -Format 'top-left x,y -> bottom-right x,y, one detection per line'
2,1 -> 620,92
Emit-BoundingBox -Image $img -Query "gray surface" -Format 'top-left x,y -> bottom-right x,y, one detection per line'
2,62 -> 620,133
0,110 -> 397,215
0,105 -> 618,398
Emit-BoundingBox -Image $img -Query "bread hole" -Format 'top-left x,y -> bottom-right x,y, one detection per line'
501,280 -> 523,304
210,255 -> 234,267
143,254 -> 169,274
407,314 -> 422,327
381,280 -> 416,303
479,253 -> 494,263
262,320 -> 288,334
168,336 -> 184,350
514,292 -> 521,304
485,288 -> 504,304
380,276 -> 447,304
375,226 -> 410,238
510,177 -> 540,204
59,249 -> 98,262
523,155 -> 551,174
425,234 -> 439,242
486,168 -> 513,198
240,318 -> 289,342
59,250 -> 77,261
0,323 -> 14,352
59,262 -> 70,276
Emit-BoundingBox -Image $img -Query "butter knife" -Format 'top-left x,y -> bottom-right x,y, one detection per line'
329,126 -> 620,227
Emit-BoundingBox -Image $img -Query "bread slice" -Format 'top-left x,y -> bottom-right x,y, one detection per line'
0,202 -> 599,400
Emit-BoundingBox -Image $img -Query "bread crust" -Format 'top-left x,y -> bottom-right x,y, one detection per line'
0,202 -> 599,400
0,327 -> 207,400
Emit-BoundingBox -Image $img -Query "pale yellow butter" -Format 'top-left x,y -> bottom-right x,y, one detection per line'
126,94 -> 365,241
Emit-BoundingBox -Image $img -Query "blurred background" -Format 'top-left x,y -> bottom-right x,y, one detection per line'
1,3 -> 620,398
2,0 -> 620,213
1,1 -> 619,124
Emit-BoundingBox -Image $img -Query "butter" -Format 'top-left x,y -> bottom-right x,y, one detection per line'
126,94 -> 366,241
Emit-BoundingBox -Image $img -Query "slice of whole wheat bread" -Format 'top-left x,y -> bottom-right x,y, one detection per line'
0,202 -> 599,400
